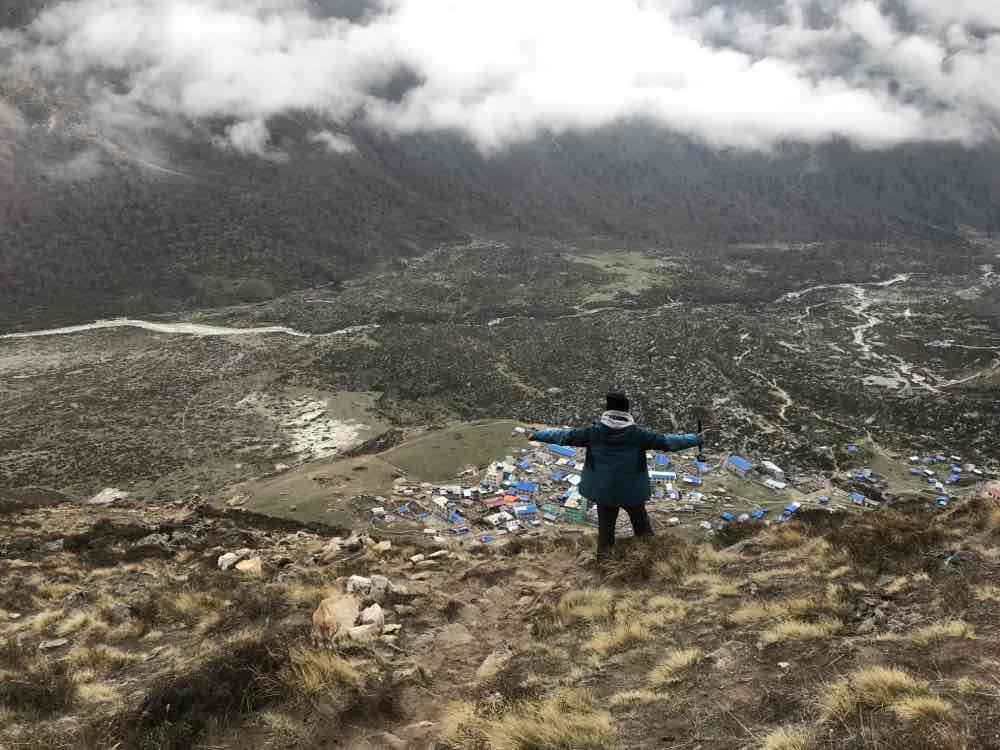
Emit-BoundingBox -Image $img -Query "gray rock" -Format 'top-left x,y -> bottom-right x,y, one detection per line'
347,623 -> 380,642
312,592 -> 361,638
218,548 -> 253,571
86,488 -> 128,506
39,638 -> 69,650
43,538 -> 65,553
346,575 -> 373,595
360,603 -> 385,630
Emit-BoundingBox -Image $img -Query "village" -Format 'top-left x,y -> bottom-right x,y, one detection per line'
356,427 -> 1000,549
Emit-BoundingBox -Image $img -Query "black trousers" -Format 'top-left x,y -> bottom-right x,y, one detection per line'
597,503 -> 654,551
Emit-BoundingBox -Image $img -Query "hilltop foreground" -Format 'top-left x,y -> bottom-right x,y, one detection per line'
2,485 -> 1000,750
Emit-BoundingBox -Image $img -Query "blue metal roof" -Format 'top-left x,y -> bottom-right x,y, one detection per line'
548,444 -> 576,457
727,456 -> 752,471
514,481 -> 538,493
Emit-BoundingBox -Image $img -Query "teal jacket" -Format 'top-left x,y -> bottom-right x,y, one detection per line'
530,421 -> 702,508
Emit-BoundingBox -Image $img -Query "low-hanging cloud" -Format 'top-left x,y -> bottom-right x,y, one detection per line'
3,0 -> 1000,155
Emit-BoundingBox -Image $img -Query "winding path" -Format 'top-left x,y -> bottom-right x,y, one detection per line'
0,319 -> 379,340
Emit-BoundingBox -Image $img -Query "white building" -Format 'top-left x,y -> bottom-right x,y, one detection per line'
760,460 -> 785,482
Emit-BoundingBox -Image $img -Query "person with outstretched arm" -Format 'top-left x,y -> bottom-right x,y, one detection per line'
529,392 -> 703,559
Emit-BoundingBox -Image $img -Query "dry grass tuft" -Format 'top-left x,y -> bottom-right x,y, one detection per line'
824,583 -> 847,612
697,545 -> 740,567
953,676 -> 994,695
75,680 -> 122,707
884,576 -> 911,594
67,645 -> 136,672
55,611 -> 95,637
258,710 -> 311,746
828,512 -> 945,570
438,700 -> 482,748
727,601 -> 788,625
558,589 -> 614,623
609,689 -> 670,708
760,526 -> 808,549
642,595 -> 688,626
683,573 -> 741,599
282,645 -> 361,703
908,620 -> 976,646
485,689 -> 617,750
648,648 -> 701,689
826,565 -> 852,580
892,696 -> 955,723
820,666 -> 930,721
973,585 -> 1000,602
851,666 -> 929,705
602,535 -> 697,584
760,725 -> 816,750
585,621 -> 650,656
761,618 -> 841,645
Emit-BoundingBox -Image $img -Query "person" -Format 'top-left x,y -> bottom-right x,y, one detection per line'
529,392 -> 703,558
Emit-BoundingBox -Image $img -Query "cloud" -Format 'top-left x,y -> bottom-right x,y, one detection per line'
43,147 -> 104,180
308,129 -> 356,154
219,118 -> 286,159
0,98 -> 26,134
2,0 -> 999,153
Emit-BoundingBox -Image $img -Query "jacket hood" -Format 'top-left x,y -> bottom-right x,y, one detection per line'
594,411 -> 635,443
599,410 -> 635,429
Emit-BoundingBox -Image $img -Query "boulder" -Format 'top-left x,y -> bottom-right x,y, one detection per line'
370,575 -> 393,601
235,558 -> 265,576
39,638 -> 69,651
360,603 -> 385,630
347,623 -> 380,642
312,592 -> 361,638
86,488 -> 128,506
374,541 -> 392,553
218,549 -> 253,571
346,575 -> 373,595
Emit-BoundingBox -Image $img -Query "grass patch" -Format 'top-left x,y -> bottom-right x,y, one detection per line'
973,585 -> 1000,602
584,622 -> 650,656
604,535 -> 698,583
826,565 -> 852,580
828,512 -> 944,571
761,618 -> 841,645
759,526 -> 808,549
485,689 -> 617,750
558,589 -> 614,623
67,645 -> 136,672
820,666 -> 930,722
891,696 -> 955,724
648,648 -> 701,689
282,645 -> 361,704
727,601 -> 788,625
910,619 -> 976,645
761,725 -> 816,750
642,595 -> 688,626
683,573 -> 741,599
609,689 -> 671,707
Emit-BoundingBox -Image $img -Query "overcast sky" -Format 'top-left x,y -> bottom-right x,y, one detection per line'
2,0 -> 999,156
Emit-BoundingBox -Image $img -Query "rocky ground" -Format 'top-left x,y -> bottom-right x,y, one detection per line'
2,238 -> 999,503
2,482 -> 1000,750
